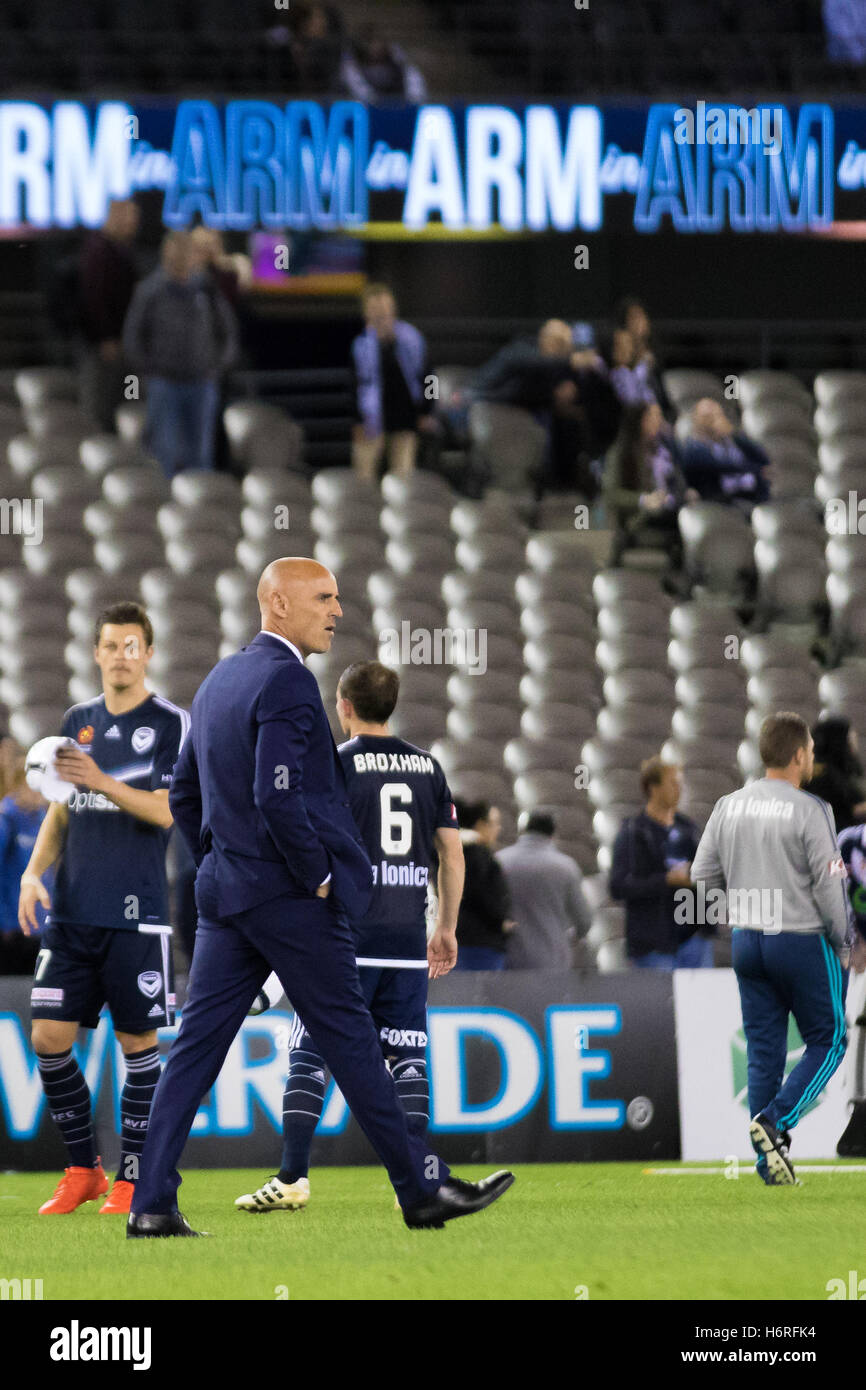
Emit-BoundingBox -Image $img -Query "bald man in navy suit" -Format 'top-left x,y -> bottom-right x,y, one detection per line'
128,558 -> 513,1235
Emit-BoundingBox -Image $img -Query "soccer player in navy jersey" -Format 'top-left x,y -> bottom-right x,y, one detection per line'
235,659 -> 464,1212
18,602 -> 188,1216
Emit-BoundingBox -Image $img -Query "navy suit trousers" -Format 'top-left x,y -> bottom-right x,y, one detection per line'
131,893 -> 449,1214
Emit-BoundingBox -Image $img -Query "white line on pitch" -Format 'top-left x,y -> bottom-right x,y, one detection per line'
643,1165 -> 866,1176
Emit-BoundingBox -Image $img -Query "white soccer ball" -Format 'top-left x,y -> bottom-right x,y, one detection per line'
24,735 -> 79,802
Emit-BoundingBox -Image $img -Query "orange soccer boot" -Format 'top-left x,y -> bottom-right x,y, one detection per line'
38,1161 -> 109,1214
98,1179 -> 135,1215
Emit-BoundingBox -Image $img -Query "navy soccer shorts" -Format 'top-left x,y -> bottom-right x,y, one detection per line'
290,962 -> 429,1060
30,920 -> 175,1034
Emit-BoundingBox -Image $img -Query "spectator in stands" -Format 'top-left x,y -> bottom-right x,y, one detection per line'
350,283 -> 434,481
612,298 -> 673,415
123,230 -> 239,479
604,402 -> 695,572
0,746 -> 48,975
288,3 -> 345,93
77,198 -> 140,431
453,798 -> 514,970
341,24 -> 427,101
496,809 -> 591,969
474,318 -> 620,496
681,397 -> 771,513
189,226 -> 249,310
610,756 -> 710,968
804,713 -> 866,831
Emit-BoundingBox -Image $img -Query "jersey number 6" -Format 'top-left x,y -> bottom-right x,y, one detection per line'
379,782 -> 413,856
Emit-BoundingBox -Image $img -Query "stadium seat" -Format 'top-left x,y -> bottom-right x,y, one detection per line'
520,704 -> 597,740
520,600 -> 597,642
455,534 -> 525,576
95,534 -> 162,577
450,497 -> 525,542
737,370 -> 812,410
312,501 -> 381,539
597,704 -> 672,740
603,670 -> 675,707
750,499 -> 823,543
814,401 -> 866,440
311,469 -> 378,509
443,570 -> 518,610
385,701 -> 449,749
372,601 -> 448,635
14,367 -> 78,408
468,400 -> 547,493
447,670 -> 520,707
514,769 -> 589,810
83,500 -> 158,540
79,436 -> 156,480
597,600 -> 669,640
381,471 -> 455,508
523,634 -> 599,675
166,534 -> 238,576
597,635 -> 669,674
661,369 -> 726,409
675,669 -> 746,708
25,402 -> 94,441
814,370 -> 866,408
102,465 -> 169,507
159,502 -> 241,543
516,570 -> 595,612
10,705 -> 69,747
447,705 -> 521,741
678,503 -> 755,594
65,567 -> 137,611
741,402 -> 815,441
519,669 -> 599,708
316,536 -> 386,576
671,703 -> 746,741
222,401 -> 304,474
525,532 -> 597,575
145,568 -> 218,612
503,736 -> 569,776
430,737 -> 504,778
386,536 -> 454,577
23,534 -> 93,577
242,468 -> 313,509
368,570 -> 437,607
8,435 -> 82,480
581,734 -> 660,774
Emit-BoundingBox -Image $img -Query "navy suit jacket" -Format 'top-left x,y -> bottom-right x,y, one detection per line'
168,632 -> 373,922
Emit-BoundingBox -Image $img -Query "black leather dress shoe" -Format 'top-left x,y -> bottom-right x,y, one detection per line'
126,1210 -> 209,1238
403,1171 -> 515,1230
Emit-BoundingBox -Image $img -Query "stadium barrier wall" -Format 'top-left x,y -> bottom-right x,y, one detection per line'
0,971 -> 680,1169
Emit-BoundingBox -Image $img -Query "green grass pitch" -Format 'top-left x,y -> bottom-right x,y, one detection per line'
1,1163 -> 863,1301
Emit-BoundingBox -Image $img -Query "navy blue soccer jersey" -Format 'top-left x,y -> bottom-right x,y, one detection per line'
50,693 -> 189,932
339,735 -> 458,963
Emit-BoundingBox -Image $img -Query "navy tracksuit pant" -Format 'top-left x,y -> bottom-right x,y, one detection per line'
131,894 -> 448,1215
732,928 -> 848,1132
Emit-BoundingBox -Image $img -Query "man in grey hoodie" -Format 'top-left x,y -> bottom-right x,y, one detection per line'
123,230 -> 238,478
692,710 -> 852,1186
497,809 -> 591,969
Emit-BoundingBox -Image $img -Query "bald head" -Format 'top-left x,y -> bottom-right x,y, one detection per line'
538,318 -> 573,358
257,557 -> 342,659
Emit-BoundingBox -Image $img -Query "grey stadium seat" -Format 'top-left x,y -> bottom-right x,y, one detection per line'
311,468 -> 378,508
447,705 -> 521,742
166,534 -> 238,576
223,402 -> 303,474
8,435 -> 84,480
381,471 -> 454,508
386,536 -> 454,577
80,436 -> 156,480
737,370 -> 812,410
520,704 -> 598,741
447,671 -> 520,707
814,371 -> 866,408
679,504 -> 755,594
102,465 -> 169,508
95,534 -> 162,576
14,367 -> 78,408
242,468 -> 313,510
441,570 -> 517,611
468,400 -> 547,493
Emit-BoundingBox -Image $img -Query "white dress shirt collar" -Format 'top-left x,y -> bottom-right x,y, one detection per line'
260,630 -> 305,664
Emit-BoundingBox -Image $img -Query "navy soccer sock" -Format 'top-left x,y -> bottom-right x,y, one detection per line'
117,1045 -> 161,1184
279,1046 -> 327,1183
391,1055 -> 429,1137
37,1050 -> 98,1169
